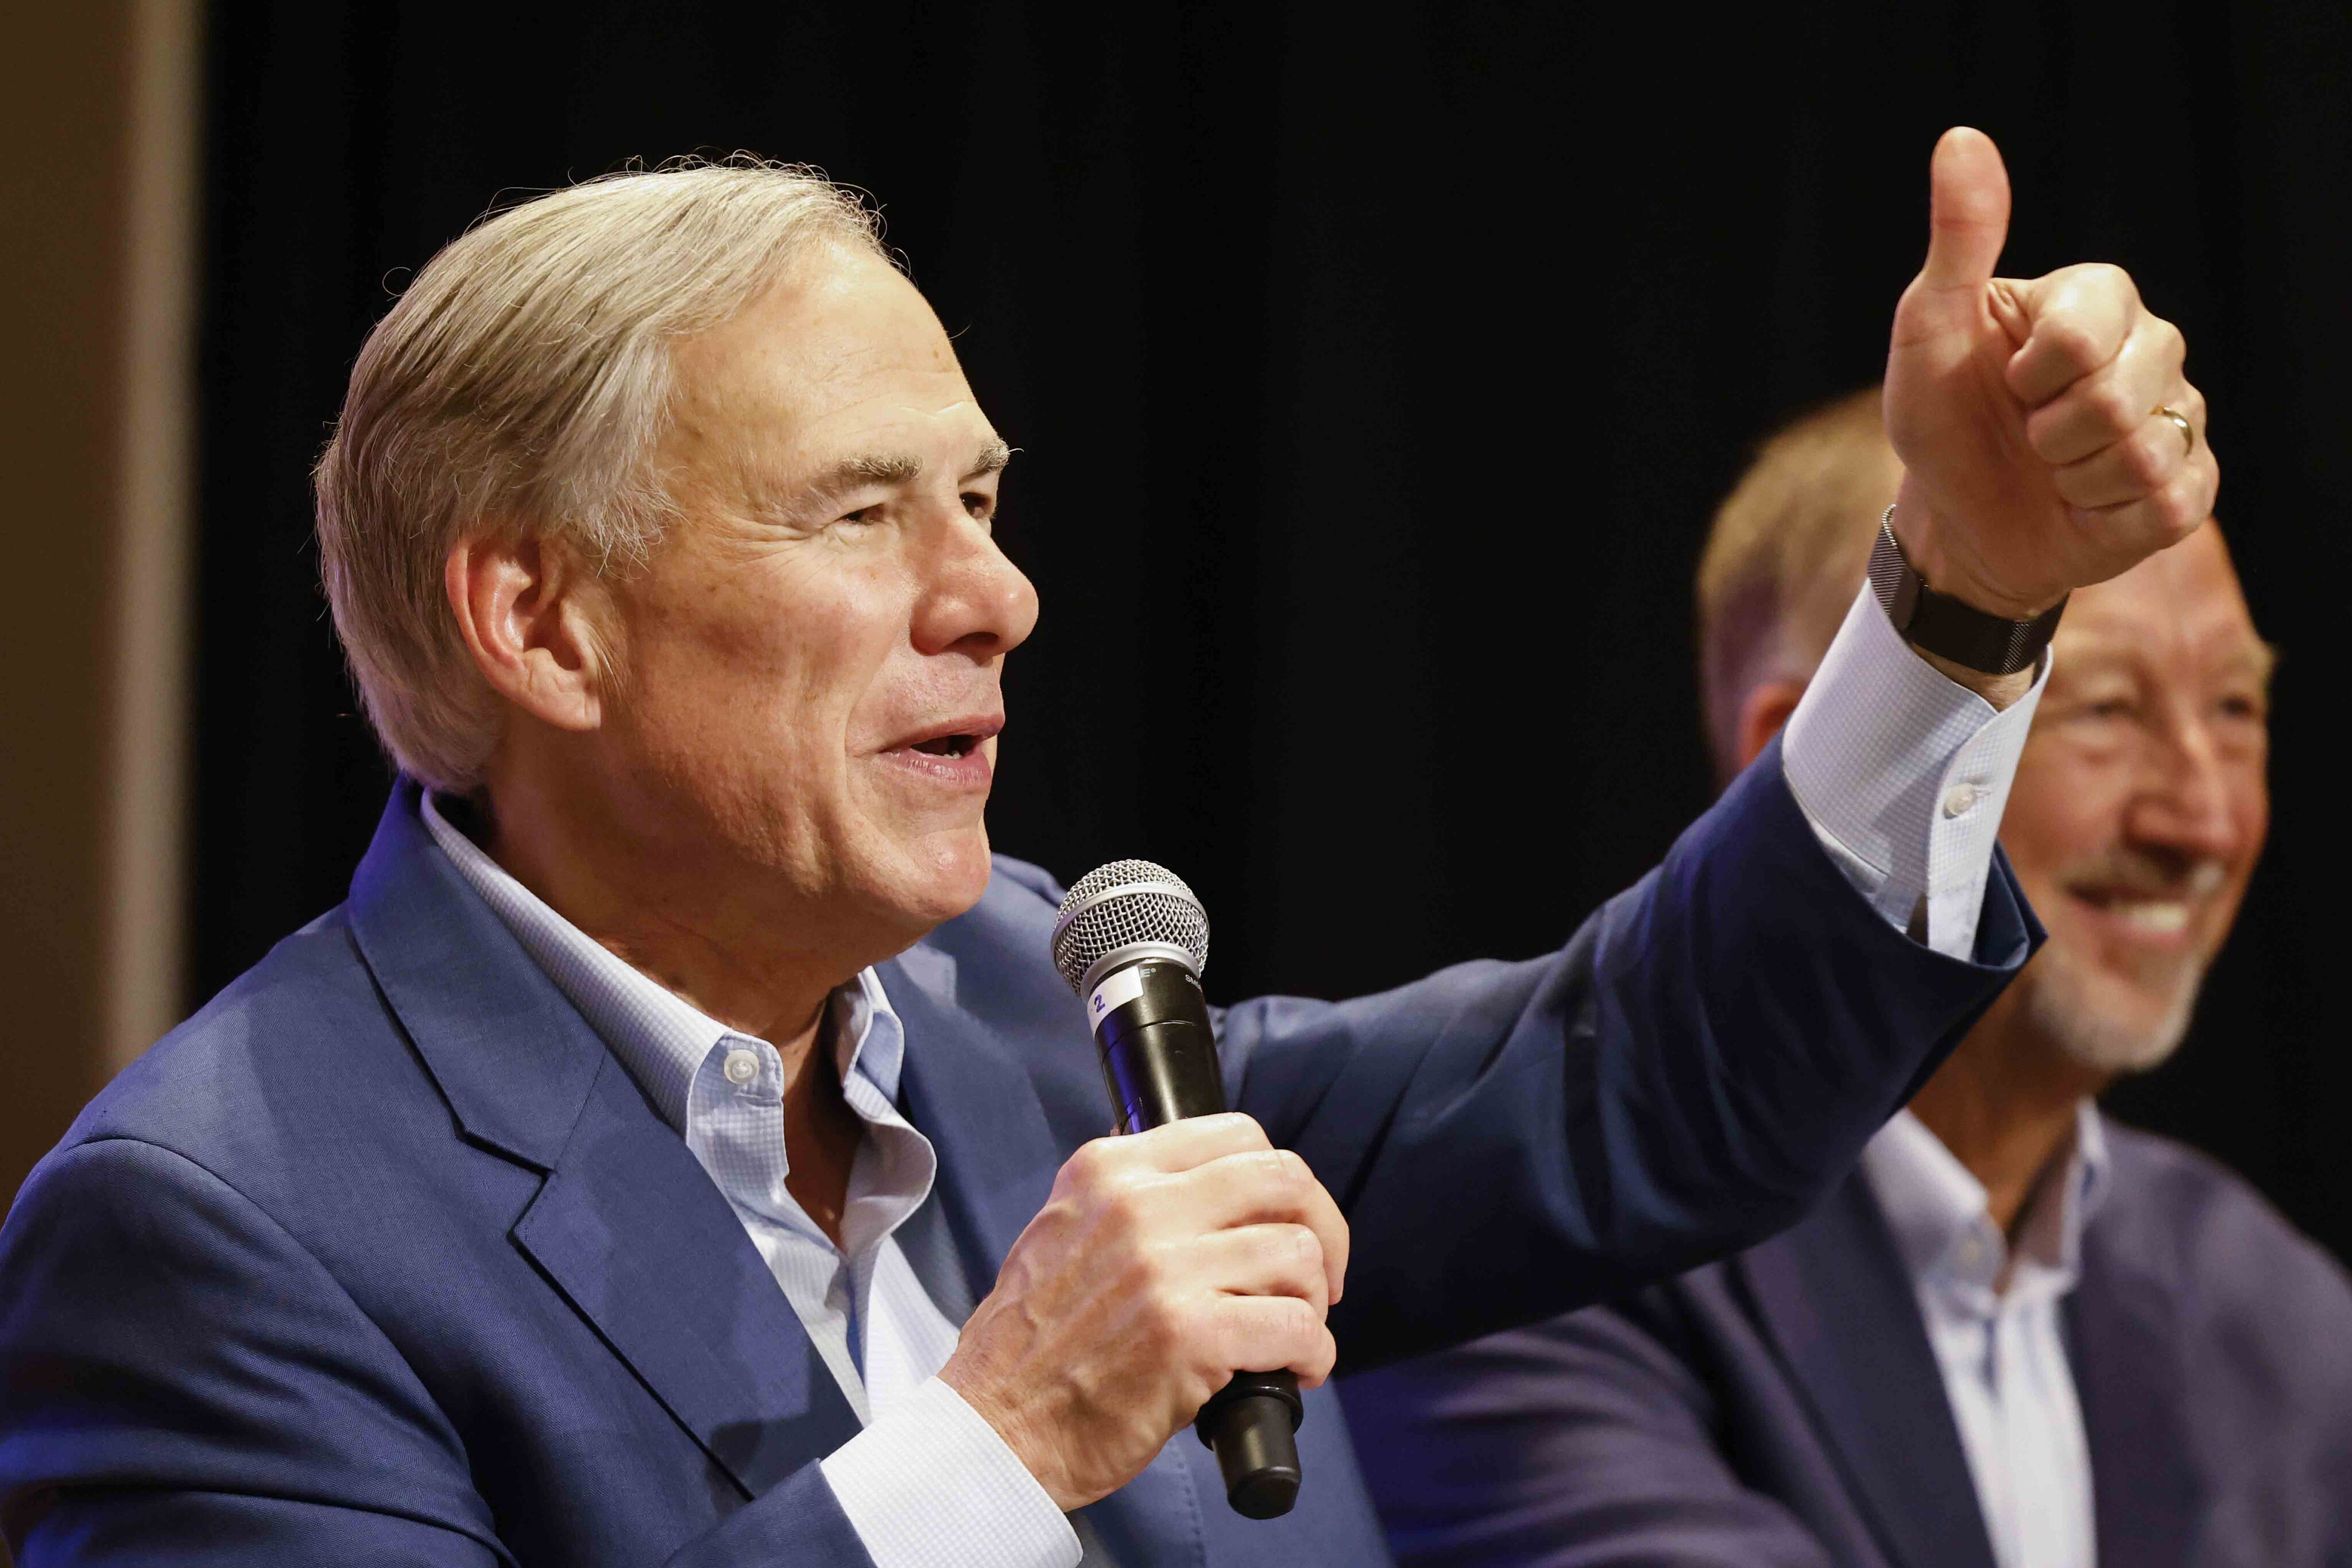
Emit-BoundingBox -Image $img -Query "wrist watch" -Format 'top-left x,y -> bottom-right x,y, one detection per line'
1867,505 -> 2065,676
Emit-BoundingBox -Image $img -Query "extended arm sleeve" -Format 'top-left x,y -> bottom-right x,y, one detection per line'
1225,726 -> 2037,1370
1782,582 -> 2048,959
1339,1306 -> 1836,1568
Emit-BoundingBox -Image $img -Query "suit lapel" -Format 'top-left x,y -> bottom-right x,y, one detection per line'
1741,1176 -> 1997,1568
884,952 -> 1065,1288
511,1055 -> 861,1496
2067,1225 -> 2199,1567
347,781 -> 859,1498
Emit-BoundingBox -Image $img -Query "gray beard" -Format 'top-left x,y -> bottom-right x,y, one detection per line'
2022,943 -> 2204,1076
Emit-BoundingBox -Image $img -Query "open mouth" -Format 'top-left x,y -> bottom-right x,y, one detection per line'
880,714 -> 1003,787
2067,888 -> 2194,939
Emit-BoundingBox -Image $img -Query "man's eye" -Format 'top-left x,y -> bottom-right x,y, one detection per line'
2217,694 -> 2268,722
964,493 -> 996,523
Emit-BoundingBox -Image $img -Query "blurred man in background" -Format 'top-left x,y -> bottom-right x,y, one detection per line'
1343,389 -> 2352,1567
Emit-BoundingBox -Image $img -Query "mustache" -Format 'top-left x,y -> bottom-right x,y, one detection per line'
2056,849 -> 2229,901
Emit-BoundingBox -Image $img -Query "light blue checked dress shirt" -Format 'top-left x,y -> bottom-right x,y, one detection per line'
421,795 -> 1083,1568
1784,582 -> 2049,961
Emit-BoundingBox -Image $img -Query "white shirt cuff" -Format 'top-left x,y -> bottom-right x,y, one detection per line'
1781,583 -> 2049,961
819,1376 -> 1081,1568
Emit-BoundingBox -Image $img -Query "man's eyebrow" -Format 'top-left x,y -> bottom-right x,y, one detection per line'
773,452 -> 920,515
825,452 -> 925,491
792,442 -> 1011,509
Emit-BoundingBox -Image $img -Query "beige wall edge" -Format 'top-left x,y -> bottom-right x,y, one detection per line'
2,0 -> 199,1211
106,0 -> 200,1072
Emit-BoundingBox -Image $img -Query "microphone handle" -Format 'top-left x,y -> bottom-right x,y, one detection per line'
1091,960 -> 1305,1521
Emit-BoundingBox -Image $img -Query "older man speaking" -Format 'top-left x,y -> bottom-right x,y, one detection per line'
0,129 -> 2211,1567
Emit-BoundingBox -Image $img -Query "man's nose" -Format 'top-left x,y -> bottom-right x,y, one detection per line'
2126,721 -> 2243,864
912,515 -> 1040,660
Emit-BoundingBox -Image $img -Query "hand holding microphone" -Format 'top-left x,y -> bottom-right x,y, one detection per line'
938,862 -> 1346,1519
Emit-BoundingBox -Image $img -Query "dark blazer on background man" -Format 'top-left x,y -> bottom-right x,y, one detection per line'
0,744 -> 2030,1567
1342,1126 -> 2352,1568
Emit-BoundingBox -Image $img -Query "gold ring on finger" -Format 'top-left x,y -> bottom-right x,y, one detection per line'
2154,405 -> 2195,456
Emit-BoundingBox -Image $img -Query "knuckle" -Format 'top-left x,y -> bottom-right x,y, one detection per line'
1224,1112 -> 1271,1149
2040,316 -> 2103,371
2122,426 -> 2175,489
1066,1137 -> 1118,1185
2164,473 -> 2210,536
2093,261 -> 2140,301
1291,1222 -> 1324,1270
2090,378 -> 2141,436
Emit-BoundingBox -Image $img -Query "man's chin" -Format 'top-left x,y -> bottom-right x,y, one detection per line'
2022,950 -> 2204,1077
879,827 -> 997,930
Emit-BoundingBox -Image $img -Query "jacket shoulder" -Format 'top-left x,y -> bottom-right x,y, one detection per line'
64,910 -> 378,1143
2096,1124 -> 2352,1369
36,905 -> 474,1230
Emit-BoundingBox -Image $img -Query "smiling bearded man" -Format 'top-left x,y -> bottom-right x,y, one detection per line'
0,131 -> 2224,1568
1341,392 -> 2352,1568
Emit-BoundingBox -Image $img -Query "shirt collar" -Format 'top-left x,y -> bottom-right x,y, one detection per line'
419,790 -> 905,1132
1861,1101 -> 2110,1293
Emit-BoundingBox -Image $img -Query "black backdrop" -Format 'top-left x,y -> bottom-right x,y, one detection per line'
197,1 -> 2352,1261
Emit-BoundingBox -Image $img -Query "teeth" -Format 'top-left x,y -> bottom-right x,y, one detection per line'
2114,901 -> 2190,935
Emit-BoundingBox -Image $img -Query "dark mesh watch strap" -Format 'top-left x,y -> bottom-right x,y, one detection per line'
1867,508 -> 2064,676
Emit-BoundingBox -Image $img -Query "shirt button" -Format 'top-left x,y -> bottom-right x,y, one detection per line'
1941,782 -> 1980,818
723,1048 -> 760,1086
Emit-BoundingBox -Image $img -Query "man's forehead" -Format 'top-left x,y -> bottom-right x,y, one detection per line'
674,249 -> 965,415
665,262 -> 997,495
2056,529 -> 2265,672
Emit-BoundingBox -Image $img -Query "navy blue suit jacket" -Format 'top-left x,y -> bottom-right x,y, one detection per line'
1342,1124 -> 2352,1568
0,744 -> 2032,1566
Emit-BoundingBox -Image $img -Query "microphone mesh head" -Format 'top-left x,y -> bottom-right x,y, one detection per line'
1050,858 -> 1210,994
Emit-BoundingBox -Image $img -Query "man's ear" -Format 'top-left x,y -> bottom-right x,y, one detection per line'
444,532 -> 616,733
1735,680 -> 1809,774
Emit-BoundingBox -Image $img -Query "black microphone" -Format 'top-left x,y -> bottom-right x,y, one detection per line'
1049,860 -> 1305,1521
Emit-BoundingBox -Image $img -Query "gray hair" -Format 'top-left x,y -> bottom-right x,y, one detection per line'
314,158 -> 886,791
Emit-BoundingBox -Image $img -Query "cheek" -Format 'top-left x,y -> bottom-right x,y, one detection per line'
628,554 -> 905,761
2233,775 -> 2270,864
1999,753 -> 2123,901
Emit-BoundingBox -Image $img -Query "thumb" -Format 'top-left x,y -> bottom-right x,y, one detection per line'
1916,126 -> 2011,291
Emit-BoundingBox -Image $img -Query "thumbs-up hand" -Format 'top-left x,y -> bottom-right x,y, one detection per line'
1882,127 -> 2215,624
